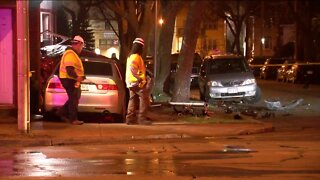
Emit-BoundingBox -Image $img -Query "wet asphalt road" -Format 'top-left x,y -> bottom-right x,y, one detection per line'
1,80 -> 320,179
1,118 -> 319,180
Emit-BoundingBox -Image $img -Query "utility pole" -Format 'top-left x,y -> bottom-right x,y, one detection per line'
154,0 -> 158,80
16,0 -> 31,133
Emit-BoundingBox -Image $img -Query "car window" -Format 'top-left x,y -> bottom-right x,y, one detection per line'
251,57 -> 266,65
83,61 -> 113,76
54,60 -> 113,76
268,59 -> 285,64
208,58 -> 248,74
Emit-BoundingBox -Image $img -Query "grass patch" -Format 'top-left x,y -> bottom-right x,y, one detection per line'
176,111 -> 260,124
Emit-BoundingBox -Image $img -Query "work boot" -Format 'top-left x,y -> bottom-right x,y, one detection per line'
126,115 -> 137,125
138,119 -> 152,125
56,110 -> 69,122
126,121 -> 138,125
71,120 -> 84,125
126,118 -> 138,125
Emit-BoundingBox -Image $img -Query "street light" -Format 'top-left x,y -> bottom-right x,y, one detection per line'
159,18 -> 164,25
261,37 -> 265,45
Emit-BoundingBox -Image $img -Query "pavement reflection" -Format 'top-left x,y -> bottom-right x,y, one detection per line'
0,145 -> 255,177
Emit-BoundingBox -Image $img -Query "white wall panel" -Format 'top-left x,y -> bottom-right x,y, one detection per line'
0,9 -> 13,104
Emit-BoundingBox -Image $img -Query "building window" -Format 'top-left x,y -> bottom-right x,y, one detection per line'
203,21 -> 218,30
105,22 -> 111,30
99,39 -> 108,46
263,36 -> 272,49
202,39 -> 217,51
99,39 -> 119,47
40,12 -> 52,44
265,18 -> 273,29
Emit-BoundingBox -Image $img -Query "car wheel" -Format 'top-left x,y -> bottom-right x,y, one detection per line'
243,86 -> 261,104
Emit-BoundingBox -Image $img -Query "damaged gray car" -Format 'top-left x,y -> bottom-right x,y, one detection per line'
198,54 -> 261,104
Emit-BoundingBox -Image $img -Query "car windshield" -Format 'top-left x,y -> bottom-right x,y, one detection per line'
208,58 -> 249,74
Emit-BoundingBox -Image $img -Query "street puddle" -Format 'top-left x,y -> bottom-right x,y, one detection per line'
0,148 -> 255,177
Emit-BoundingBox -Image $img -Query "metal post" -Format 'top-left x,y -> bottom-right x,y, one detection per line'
153,0 -> 157,79
17,0 -> 30,133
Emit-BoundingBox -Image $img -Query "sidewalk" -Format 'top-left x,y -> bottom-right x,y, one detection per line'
0,110 -> 274,147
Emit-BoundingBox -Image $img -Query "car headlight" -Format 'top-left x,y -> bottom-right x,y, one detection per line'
207,81 -> 222,87
242,78 -> 256,85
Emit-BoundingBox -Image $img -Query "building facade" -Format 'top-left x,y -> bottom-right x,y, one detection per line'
172,6 -> 226,58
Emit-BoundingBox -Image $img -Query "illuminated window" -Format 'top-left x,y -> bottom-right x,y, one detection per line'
40,12 -> 52,44
263,36 -> 272,49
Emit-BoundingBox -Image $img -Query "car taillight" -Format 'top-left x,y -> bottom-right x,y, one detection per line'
96,84 -> 118,90
48,82 -> 64,89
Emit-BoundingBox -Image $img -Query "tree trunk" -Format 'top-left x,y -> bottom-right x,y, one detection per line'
153,1 -> 180,96
171,1 -> 208,102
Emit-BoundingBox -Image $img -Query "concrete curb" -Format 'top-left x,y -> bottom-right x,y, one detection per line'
0,123 -> 275,147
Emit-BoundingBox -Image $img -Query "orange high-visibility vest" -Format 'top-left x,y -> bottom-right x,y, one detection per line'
125,54 -> 146,88
59,49 -> 84,80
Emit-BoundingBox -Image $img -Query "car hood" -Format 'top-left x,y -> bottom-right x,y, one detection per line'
206,72 -> 255,82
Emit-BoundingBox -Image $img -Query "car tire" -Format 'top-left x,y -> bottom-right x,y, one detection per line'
243,86 -> 261,104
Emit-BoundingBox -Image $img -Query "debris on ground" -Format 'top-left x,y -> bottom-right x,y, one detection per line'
169,101 -> 208,117
215,98 -> 307,119
265,98 -> 304,111
223,145 -> 255,153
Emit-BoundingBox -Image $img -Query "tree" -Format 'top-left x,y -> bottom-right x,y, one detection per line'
287,0 -> 320,61
153,1 -> 182,96
97,0 -> 155,65
171,1 -> 208,102
62,0 -> 97,50
207,0 -> 259,55
56,4 -> 71,38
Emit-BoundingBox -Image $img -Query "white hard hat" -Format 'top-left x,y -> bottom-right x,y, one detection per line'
72,35 -> 85,44
133,38 -> 144,46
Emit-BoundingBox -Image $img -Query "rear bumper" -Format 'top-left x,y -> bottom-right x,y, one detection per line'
44,91 -> 124,114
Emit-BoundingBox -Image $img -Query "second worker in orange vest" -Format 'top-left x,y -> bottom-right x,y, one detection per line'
125,38 -> 152,125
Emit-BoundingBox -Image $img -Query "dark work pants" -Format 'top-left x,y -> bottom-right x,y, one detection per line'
59,78 -> 81,121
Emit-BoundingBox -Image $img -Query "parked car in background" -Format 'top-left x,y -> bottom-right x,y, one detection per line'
198,54 -> 261,104
286,63 -> 320,84
248,56 -> 268,76
41,45 -> 126,122
165,53 -> 202,93
276,60 -> 294,82
259,58 -> 286,80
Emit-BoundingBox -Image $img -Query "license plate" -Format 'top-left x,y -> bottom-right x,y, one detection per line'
81,84 -> 89,91
227,87 -> 238,94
